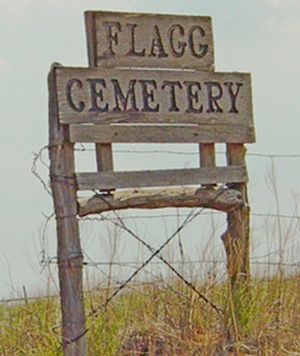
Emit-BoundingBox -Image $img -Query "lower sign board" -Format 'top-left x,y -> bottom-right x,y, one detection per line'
52,65 -> 254,143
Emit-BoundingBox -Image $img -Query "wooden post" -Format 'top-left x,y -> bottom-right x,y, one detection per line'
199,143 -> 216,189
95,143 -> 114,194
221,143 -> 250,338
222,143 -> 250,287
95,143 -> 113,173
48,64 -> 87,356
86,20 -> 114,195
199,144 -> 215,168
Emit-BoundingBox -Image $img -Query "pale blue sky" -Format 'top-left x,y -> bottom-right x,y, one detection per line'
1,0 -> 300,299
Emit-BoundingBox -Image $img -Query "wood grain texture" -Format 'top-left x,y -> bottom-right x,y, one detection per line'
222,143 -> 250,293
95,143 -> 113,171
85,11 -> 98,67
69,124 -> 255,143
55,66 -> 254,142
85,15 -> 115,190
85,11 -> 214,70
95,143 -> 114,193
78,188 -> 244,216
48,65 -> 86,356
75,166 -> 247,191
199,143 -> 216,188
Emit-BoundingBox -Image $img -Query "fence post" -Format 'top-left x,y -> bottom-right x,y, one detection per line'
222,143 -> 250,337
48,64 -> 87,356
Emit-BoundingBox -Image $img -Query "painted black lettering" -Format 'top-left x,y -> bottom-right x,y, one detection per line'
149,25 -> 168,58
183,81 -> 203,113
162,81 -> 182,112
224,82 -> 243,113
87,79 -> 108,112
205,81 -> 223,113
111,79 -> 138,112
139,80 -> 159,112
168,24 -> 186,57
126,23 -> 146,57
103,22 -> 121,56
66,79 -> 85,112
188,26 -> 208,58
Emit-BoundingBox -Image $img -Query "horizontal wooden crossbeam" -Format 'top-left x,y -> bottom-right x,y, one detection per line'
78,187 -> 244,216
70,124 -> 255,144
76,166 -> 247,191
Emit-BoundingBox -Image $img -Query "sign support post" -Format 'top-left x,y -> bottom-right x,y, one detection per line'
222,143 -> 251,337
48,65 -> 87,356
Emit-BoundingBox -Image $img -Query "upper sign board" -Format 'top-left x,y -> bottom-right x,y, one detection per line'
85,11 -> 214,70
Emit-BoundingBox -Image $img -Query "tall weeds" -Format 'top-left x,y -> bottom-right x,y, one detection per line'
3,162 -> 300,354
1,273 -> 300,355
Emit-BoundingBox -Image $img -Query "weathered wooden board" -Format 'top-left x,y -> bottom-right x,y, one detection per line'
76,166 -> 247,191
85,11 -> 214,70
54,66 -> 254,142
95,143 -> 113,171
78,188 -> 244,216
69,123 -> 254,143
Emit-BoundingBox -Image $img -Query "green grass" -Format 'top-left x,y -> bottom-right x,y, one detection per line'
1,273 -> 300,355
0,296 -> 61,355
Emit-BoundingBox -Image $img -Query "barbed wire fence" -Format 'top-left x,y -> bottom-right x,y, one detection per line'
11,147 -> 300,317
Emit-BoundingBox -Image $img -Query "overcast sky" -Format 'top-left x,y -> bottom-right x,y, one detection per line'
1,0 -> 300,299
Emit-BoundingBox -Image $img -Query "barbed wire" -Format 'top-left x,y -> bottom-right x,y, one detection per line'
87,194 -> 226,309
83,259 -> 300,268
78,204 -> 225,342
81,211 -> 300,221
38,256 -> 300,268
74,145 -> 300,159
2,258 -> 299,306
31,145 -> 300,346
31,145 -> 52,196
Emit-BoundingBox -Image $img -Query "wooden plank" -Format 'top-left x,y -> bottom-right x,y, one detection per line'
76,166 -> 247,191
85,11 -> 214,70
69,123 -> 255,143
78,188 -> 244,216
55,66 -> 254,139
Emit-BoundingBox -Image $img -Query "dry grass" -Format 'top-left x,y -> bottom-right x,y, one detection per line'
1,272 -> 300,355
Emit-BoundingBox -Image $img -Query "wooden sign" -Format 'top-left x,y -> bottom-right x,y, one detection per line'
53,66 -> 254,143
49,11 -> 256,356
85,11 -> 214,70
